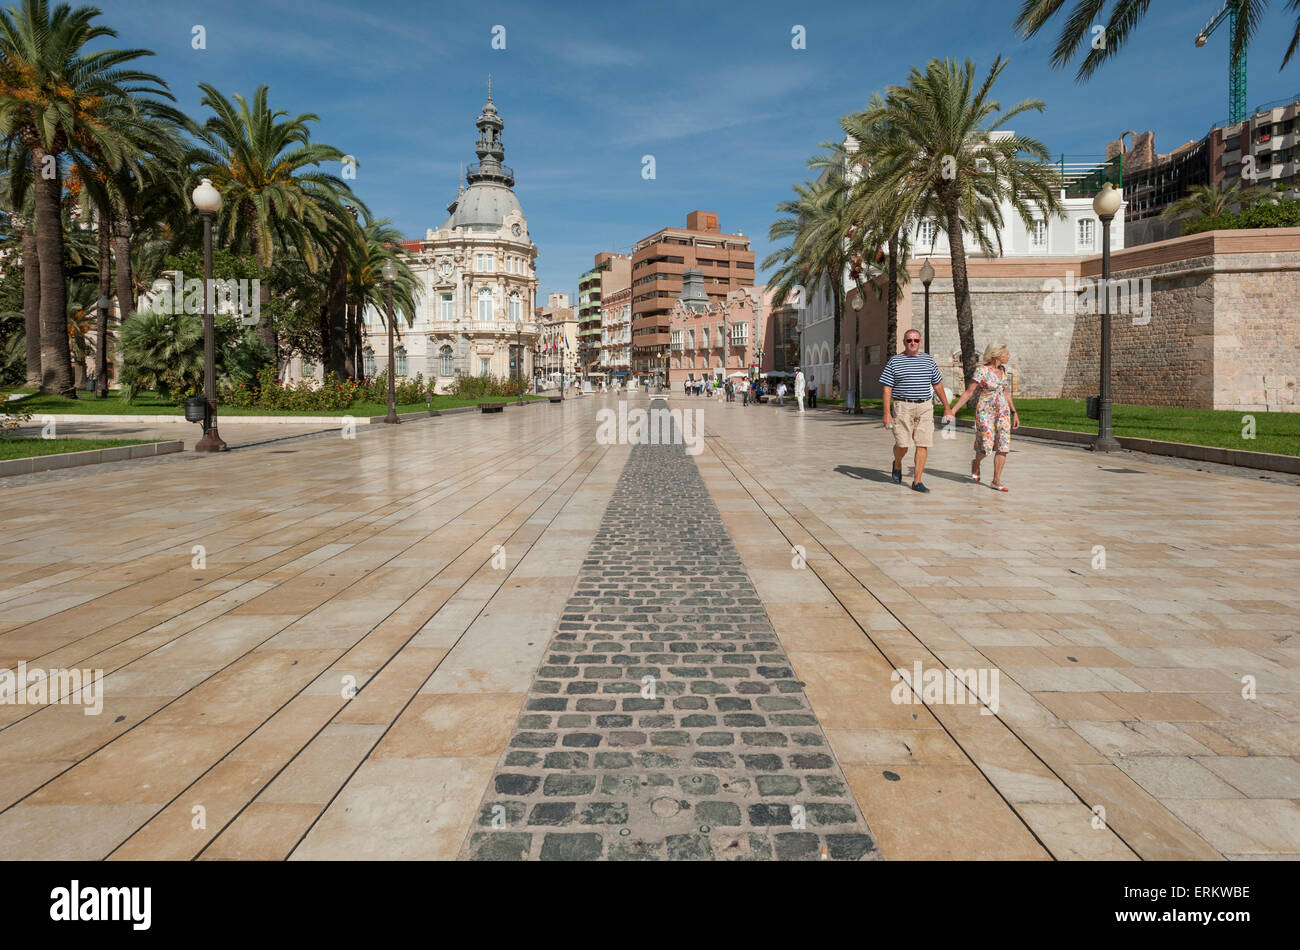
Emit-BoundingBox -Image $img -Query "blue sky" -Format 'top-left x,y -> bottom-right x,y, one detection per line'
110,0 -> 1300,296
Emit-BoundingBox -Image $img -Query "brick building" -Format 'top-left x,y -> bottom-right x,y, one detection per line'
629,211 -> 755,378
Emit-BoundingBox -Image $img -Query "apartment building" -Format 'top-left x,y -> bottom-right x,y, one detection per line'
576,252 -> 630,378
599,285 -> 632,379
629,210 -> 755,377
535,292 -> 578,378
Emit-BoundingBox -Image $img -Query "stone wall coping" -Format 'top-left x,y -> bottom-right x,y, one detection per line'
908,227 -> 1300,284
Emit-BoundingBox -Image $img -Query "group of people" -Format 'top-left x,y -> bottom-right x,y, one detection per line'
879,331 -> 1018,493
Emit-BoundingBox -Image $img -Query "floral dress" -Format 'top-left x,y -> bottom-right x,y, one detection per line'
973,364 -> 1012,455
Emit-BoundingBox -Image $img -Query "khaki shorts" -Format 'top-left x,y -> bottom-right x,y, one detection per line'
891,399 -> 934,448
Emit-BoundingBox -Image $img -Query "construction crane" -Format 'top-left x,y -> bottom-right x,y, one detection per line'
1196,0 -> 1247,124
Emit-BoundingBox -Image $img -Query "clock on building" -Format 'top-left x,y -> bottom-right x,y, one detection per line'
511,223 -> 522,237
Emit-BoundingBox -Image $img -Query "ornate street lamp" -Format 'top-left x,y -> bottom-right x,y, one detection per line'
382,258 -> 400,424
1092,182 -> 1123,452
191,178 -> 226,452
919,259 -> 935,354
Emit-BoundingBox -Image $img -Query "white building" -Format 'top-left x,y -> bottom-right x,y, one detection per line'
362,82 -> 540,391
798,131 -> 1127,392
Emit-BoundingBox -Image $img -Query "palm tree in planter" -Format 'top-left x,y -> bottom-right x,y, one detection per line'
1161,179 -> 1276,231
187,83 -> 362,365
846,57 -> 1063,385
0,0 -> 170,396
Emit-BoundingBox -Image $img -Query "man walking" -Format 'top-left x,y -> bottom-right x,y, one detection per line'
794,367 -> 807,413
879,331 -> 952,493
808,374 -> 817,409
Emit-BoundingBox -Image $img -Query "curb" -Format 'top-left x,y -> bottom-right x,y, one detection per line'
22,401 -> 553,427
0,440 -> 184,477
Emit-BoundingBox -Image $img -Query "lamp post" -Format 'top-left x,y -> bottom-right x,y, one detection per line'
919,259 -> 935,354
192,178 -> 226,452
851,292 -> 864,414
381,258 -> 399,424
1092,182 -> 1123,452
515,322 -> 523,405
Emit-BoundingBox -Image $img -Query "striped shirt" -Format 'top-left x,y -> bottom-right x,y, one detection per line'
879,353 -> 941,399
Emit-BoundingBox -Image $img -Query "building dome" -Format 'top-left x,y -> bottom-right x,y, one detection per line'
448,181 -> 522,231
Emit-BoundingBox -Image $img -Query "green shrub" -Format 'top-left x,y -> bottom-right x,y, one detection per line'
446,374 -> 523,399
1183,198 -> 1300,235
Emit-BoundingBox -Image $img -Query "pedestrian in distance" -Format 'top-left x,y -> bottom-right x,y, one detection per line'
880,330 -> 953,493
945,342 -> 1019,492
808,375 -> 817,409
794,367 -> 807,413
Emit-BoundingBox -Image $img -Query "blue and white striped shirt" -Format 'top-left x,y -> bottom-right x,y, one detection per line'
879,353 -> 941,399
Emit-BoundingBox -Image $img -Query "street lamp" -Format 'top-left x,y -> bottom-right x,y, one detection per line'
919,259 -> 935,354
851,292 -> 864,414
1092,182 -> 1123,452
515,322 -> 523,405
191,178 -> 226,452
381,258 -> 399,424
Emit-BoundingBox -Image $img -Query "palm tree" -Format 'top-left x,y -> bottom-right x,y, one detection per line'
1161,178 -> 1276,226
845,57 -> 1064,384
0,152 -> 38,386
1014,0 -> 1298,79
346,219 -> 416,374
764,175 -> 853,399
187,83 -> 364,362
0,0 -> 170,396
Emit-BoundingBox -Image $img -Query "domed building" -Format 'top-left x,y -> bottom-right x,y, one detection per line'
363,81 -> 539,392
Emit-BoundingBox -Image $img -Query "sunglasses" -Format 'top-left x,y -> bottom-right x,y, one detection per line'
904,338 -> 921,344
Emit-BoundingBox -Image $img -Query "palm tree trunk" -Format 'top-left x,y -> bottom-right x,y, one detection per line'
326,249 -> 348,378
21,225 -> 41,388
942,192 -> 978,387
886,233 -> 899,357
32,147 -> 74,397
112,211 -> 133,327
249,224 -> 277,361
96,211 -> 111,397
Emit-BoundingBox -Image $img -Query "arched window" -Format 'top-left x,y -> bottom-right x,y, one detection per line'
440,345 -> 453,376
478,288 -> 493,321
394,346 -> 407,377
509,291 -> 521,321
363,347 -> 375,377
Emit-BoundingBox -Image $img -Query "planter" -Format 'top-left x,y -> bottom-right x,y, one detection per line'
183,397 -> 208,423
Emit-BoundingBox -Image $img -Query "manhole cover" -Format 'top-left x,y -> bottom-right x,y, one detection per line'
650,796 -> 681,818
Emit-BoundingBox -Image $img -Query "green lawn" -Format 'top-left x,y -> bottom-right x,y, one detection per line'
0,437 -> 150,461
2,390 -> 547,417
845,396 -> 1300,457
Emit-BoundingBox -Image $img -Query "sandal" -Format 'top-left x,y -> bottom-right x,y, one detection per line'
970,460 -> 981,482
990,483 -> 1009,492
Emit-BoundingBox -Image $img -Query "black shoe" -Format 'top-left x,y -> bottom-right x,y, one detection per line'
891,467 -> 903,484
911,481 -> 930,493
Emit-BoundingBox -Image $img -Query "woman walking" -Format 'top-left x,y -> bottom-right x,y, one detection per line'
945,343 -> 1019,492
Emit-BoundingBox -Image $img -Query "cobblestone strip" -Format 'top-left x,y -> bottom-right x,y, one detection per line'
461,413 -> 878,861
